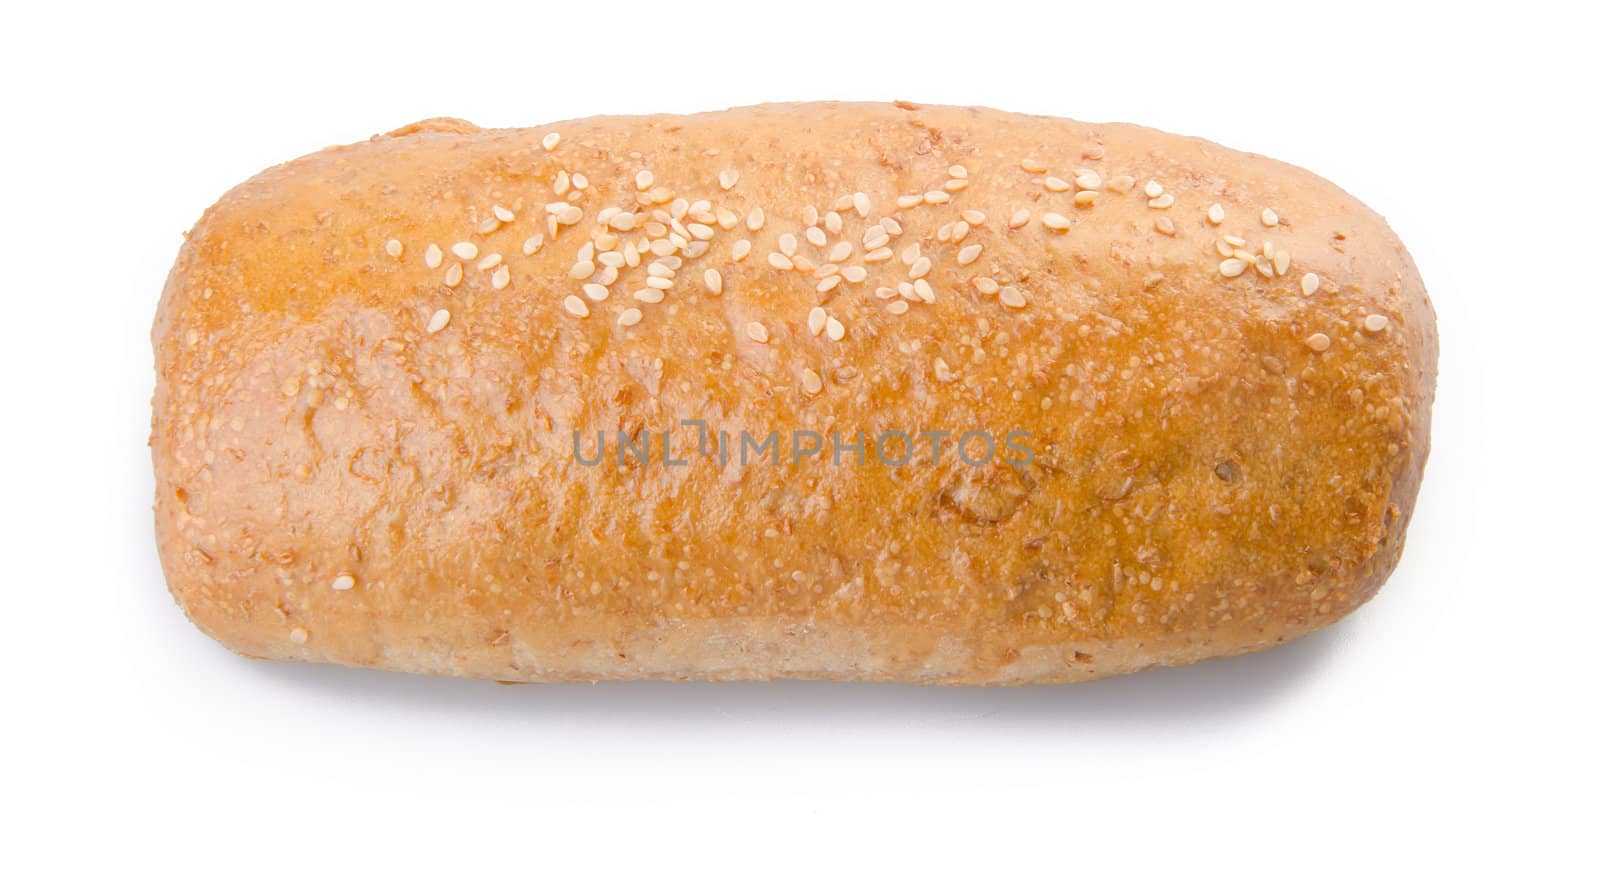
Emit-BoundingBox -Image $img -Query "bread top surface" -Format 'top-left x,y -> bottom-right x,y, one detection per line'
152,102 -> 1436,681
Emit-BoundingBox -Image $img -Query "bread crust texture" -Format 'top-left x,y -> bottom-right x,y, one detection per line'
151,102 -> 1437,684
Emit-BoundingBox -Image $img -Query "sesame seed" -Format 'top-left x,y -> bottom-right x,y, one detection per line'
852,192 -> 871,217
492,204 -> 515,223
864,247 -> 893,262
881,217 -> 903,236
427,308 -> 450,333
805,226 -> 827,247
897,194 -> 923,209
646,276 -> 674,291
747,207 -> 765,231
704,268 -> 723,295
1144,180 -> 1164,198
951,221 -> 970,243
957,244 -> 983,265
569,260 -> 595,280
1041,212 -> 1071,232
1306,332 -> 1331,352
289,627 -> 309,644
886,300 -> 910,315
974,277 -> 999,295
825,211 -> 844,234
581,283 -> 608,302
1009,209 -> 1031,229
807,307 -> 827,336
617,307 -> 642,327
745,321 -> 769,343
1262,208 -> 1279,227
571,173 -> 588,189
1207,203 -> 1225,225
908,256 -> 932,279
635,169 -> 654,190
1274,249 -> 1292,277
817,275 -> 841,293
801,368 -> 823,395
1301,273 -> 1321,296
523,235 -> 544,256
768,253 -> 794,270
1106,175 -> 1135,194
451,241 -> 478,261
444,263 -> 463,287
1364,313 -> 1389,333
1219,258 -> 1247,277
1147,193 -> 1175,209
913,279 -> 935,303
1044,177 -> 1071,192
961,209 -> 987,226
385,239 -> 404,259
492,266 -> 511,289
541,132 -> 560,151
778,233 -> 798,256
424,243 -> 443,268
554,171 -> 571,196
944,179 -> 970,192
719,169 -> 739,190
689,223 -> 716,241
825,316 -> 845,341
634,287 -> 665,304
900,243 -> 921,265
841,266 -> 867,283
1154,217 -> 1175,236
827,242 -> 853,263
1075,171 -> 1102,189
478,216 -> 501,235
562,296 -> 590,318
1020,159 -> 1047,173
732,239 -> 751,261
898,281 -> 916,300
999,286 -> 1026,308
949,164 -> 968,179
1223,234 -> 1247,247
331,574 -> 356,590
477,253 -> 502,271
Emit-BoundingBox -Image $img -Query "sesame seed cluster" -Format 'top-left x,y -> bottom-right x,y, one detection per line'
151,102 -> 1437,684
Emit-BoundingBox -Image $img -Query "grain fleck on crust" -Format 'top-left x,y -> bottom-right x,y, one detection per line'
151,102 -> 1437,684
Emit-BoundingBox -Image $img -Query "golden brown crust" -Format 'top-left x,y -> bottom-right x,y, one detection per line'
151,101 -> 1436,684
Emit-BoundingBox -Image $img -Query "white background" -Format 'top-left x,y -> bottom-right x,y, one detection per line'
3,1 -> 1594,881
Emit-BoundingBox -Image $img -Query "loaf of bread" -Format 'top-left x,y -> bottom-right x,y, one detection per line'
151,101 -> 1436,684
